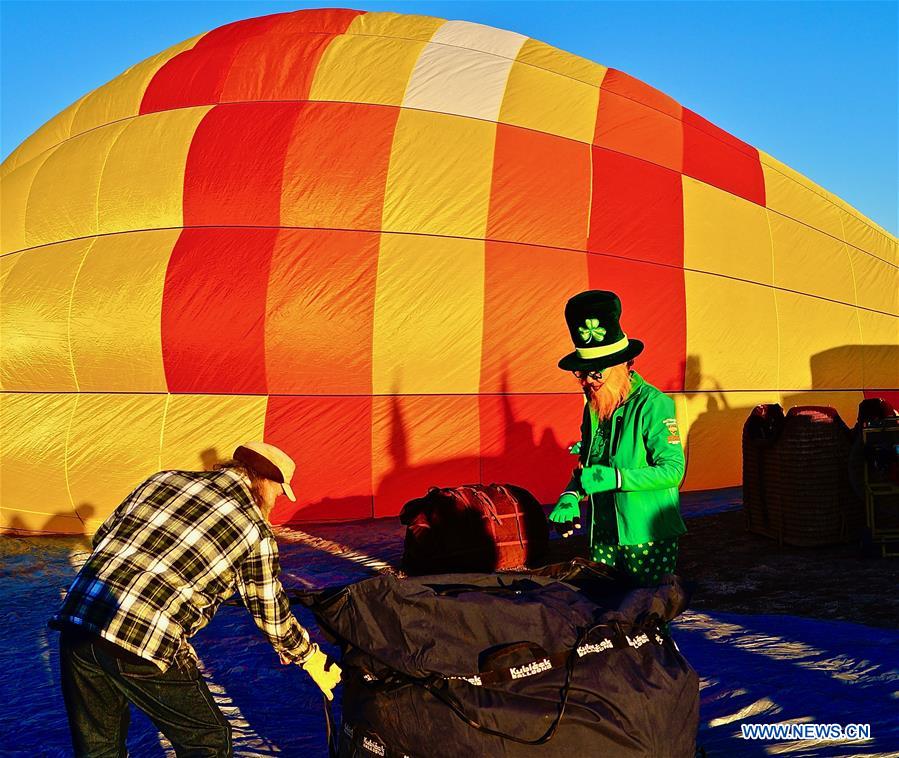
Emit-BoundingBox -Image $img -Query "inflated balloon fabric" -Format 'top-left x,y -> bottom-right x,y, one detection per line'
1,9 -> 896,533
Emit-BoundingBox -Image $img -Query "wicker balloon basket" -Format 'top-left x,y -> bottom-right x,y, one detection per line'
742,404 -> 864,546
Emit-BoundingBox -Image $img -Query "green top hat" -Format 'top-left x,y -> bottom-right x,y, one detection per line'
558,290 -> 644,371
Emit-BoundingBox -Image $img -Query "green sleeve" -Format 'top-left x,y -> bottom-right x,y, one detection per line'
618,393 -> 685,492
563,404 -> 590,497
563,471 -> 585,497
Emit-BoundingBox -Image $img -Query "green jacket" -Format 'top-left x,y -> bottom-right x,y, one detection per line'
564,372 -> 687,545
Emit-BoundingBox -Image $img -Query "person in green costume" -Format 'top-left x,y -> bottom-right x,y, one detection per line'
549,290 -> 687,588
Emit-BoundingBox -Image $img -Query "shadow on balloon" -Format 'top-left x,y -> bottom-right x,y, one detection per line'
284,376 -> 573,552
679,345 -> 897,491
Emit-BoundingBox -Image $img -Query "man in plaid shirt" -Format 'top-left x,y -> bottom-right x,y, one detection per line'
51,441 -> 340,757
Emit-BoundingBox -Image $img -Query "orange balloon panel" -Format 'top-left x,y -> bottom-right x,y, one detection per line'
264,396 -> 374,523
480,241 -> 588,394
487,124 -> 592,249
1,8 -> 896,532
371,395 -> 481,518
479,393 -> 586,504
265,229 -> 380,395
595,70 -> 683,172
280,102 -> 399,230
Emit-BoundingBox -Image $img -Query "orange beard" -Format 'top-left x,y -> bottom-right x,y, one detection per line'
587,364 -> 633,421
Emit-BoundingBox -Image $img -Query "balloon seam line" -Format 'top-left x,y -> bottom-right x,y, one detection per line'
65,242 -> 94,394
0,389 -> 888,397
765,206 -> 781,399
2,197 -> 894,271
4,96 -> 892,245
841,213 -> 867,391
63,393 -> 80,521
3,225 -> 893,319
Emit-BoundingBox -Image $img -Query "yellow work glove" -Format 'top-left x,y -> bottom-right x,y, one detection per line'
301,644 -> 342,701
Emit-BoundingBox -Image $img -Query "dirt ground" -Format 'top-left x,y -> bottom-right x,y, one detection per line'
677,508 -> 899,630
543,504 -> 899,630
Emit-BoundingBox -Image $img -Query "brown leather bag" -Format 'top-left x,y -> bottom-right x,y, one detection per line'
400,483 -> 549,574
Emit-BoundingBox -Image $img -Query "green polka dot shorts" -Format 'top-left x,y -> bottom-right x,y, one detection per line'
591,537 -> 678,587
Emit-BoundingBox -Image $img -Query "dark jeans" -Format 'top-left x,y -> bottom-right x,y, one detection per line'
58,628 -> 232,757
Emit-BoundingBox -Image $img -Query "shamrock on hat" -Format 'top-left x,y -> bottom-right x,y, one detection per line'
558,290 -> 644,372
578,318 -> 606,344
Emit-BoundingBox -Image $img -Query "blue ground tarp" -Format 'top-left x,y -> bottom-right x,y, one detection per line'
1,492 -> 896,756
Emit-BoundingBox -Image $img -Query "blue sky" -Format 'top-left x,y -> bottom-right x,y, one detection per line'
1,1 -> 896,234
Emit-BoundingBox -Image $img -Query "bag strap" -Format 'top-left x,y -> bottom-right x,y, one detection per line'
447,620 -> 664,688
495,485 -> 527,550
424,620 -> 668,745
469,486 -> 500,524
323,695 -> 338,758
418,620 -> 611,746
318,614 -> 670,748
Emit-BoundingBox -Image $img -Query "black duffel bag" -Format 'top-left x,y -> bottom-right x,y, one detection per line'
296,559 -> 699,757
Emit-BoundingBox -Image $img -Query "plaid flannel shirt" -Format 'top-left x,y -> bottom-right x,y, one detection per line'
50,468 -> 312,671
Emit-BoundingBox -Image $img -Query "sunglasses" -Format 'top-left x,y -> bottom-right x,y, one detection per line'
572,368 -> 608,381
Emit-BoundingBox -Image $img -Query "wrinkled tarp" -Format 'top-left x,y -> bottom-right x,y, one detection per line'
1,514 -> 896,756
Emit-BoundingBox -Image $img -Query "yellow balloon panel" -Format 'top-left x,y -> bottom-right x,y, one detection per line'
675,390 -> 780,491
0,96 -> 84,180
0,251 -> 20,292
382,110 -> 496,237
0,239 -> 94,391
70,35 -> 203,136
840,209 -> 897,266
779,390 -> 865,427
24,122 -> 130,249
158,394 -> 268,472
856,310 -> 899,388
344,10 -> 444,40
372,234 -> 484,395
760,156 -> 843,239
769,213 -> 855,304
682,176 -> 773,284
848,248 -> 899,314
684,273 -> 778,390
0,251 -> 25,389
516,38 -> 607,87
309,34 -> 429,106
775,291 -> 864,390
0,148 -> 58,255
69,230 -> 178,392
66,393 -> 168,531
0,253 -> 20,388
499,57 -> 599,143
97,107 -> 211,236
0,393 -> 78,533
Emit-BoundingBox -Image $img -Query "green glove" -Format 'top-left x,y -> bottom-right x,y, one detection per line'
549,493 -> 581,538
581,465 -> 617,495
549,492 -> 580,523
